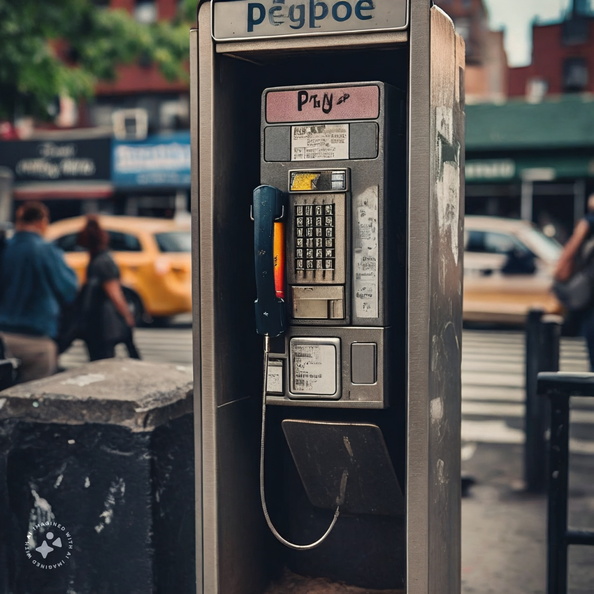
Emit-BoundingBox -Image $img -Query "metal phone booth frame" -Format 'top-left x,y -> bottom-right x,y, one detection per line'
190,1 -> 465,592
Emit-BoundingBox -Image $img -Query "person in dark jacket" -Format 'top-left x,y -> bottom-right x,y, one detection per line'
76,215 -> 140,361
554,193 -> 594,369
0,202 -> 78,382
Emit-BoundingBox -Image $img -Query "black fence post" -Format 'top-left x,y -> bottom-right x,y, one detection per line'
524,310 -> 561,493
547,391 -> 570,594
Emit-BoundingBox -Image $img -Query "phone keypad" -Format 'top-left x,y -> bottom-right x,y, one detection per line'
295,203 -> 335,272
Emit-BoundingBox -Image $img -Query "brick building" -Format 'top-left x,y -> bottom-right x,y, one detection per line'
509,0 -> 594,100
87,0 -> 190,137
435,0 -> 508,103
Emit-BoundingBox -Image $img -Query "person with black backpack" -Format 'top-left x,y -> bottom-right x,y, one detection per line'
554,193 -> 594,370
75,215 -> 140,361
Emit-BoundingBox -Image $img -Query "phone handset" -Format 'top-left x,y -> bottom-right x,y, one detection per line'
252,185 -> 345,550
252,185 -> 286,338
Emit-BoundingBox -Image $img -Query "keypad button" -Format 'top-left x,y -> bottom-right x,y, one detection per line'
296,217 -> 304,227
296,259 -> 304,269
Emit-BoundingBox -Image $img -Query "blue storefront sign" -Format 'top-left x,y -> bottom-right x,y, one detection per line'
112,132 -> 191,188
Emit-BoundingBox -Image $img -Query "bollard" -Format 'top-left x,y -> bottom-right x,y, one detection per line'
524,310 -> 561,493
0,358 -> 194,594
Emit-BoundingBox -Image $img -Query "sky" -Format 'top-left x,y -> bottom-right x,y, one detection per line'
483,0 -> 572,66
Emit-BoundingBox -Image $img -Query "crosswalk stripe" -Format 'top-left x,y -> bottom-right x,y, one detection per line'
462,329 -> 594,451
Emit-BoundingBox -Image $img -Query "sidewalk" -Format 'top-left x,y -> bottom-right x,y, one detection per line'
461,441 -> 594,594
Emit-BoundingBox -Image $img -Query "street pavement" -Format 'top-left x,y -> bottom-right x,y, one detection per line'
461,329 -> 594,594
59,323 -> 594,593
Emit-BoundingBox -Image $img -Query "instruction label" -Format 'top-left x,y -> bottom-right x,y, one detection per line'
266,359 -> 284,394
353,186 -> 379,318
292,124 -> 349,161
290,340 -> 337,396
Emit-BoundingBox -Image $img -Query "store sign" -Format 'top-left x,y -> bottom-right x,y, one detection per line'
212,0 -> 409,41
112,132 -> 191,188
465,159 -> 515,181
0,138 -> 111,183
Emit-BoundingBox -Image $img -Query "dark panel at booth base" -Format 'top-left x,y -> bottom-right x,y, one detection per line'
0,415 -> 195,594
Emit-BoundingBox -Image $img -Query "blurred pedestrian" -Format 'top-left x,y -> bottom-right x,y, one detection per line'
554,193 -> 594,369
76,215 -> 140,361
0,202 -> 78,383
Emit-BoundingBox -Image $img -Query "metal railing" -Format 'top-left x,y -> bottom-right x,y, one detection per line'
537,371 -> 594,594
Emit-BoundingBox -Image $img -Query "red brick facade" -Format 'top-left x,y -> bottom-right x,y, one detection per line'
509,16 -> 594,98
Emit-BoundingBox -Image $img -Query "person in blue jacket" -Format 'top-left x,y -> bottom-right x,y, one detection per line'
0,202 -> 78,383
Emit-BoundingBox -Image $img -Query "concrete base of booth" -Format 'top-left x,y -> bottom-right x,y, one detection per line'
0,358 -> 194,594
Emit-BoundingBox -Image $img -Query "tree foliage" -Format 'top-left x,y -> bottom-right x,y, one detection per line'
0,0 -> 195,121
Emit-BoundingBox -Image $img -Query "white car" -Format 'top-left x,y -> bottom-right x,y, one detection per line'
463,216 -> 563,324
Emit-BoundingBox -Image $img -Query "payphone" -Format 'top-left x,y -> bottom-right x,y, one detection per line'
192,0 -> 464,591
253,81 -> 403,408
252,81 -> 407,551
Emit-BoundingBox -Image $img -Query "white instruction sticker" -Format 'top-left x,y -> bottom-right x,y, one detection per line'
353,186 -> 379,318
291,124 -> 349,161
290,340 -> 338,396
266,359 -> 284,394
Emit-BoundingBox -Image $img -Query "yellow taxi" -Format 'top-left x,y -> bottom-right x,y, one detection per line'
46,215 -> 192,324
464,216 -> 563,324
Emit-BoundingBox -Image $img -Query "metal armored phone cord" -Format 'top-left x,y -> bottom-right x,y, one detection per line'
259,334 -> 347,551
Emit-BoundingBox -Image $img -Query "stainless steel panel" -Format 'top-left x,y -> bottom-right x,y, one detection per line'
407,3 -> 464,593
189,27 -> 203,594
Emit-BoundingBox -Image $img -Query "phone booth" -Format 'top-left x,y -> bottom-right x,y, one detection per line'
190,1 -> 465,592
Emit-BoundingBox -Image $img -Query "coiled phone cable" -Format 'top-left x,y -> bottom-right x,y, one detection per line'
259,334 -> 347,551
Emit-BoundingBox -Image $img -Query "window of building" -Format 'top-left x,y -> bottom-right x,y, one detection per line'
134,0 -> 157,24
562,17 -> 589,45
563,57 -> 588,92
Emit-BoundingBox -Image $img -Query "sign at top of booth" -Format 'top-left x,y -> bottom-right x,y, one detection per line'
212,0 -> 409,41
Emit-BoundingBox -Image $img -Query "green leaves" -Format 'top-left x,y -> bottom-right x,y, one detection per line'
0,0 -> 192,120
